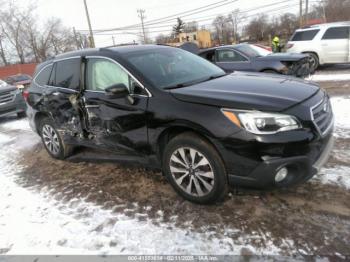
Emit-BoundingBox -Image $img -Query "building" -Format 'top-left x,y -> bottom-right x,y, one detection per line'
168,29 -> 212,48
0,63 -> 37,79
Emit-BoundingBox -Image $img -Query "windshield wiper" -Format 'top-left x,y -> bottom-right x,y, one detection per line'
163,74 -> 226,90
163,82 -> 192,90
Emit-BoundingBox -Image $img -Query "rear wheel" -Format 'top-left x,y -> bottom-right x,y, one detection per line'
305,52 -> 319,73
162,132 -> 228,204
39,118 -> 73,159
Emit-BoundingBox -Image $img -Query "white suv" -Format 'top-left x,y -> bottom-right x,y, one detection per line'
286,22 -> 350,71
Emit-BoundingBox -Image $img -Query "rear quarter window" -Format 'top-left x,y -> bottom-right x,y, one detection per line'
322,27 -> 349,40
35,65 -> 53,86
291,30 -> 320,41
53,58 -> 81,90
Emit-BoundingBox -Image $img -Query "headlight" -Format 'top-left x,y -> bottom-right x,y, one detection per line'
222,109 -> 301,135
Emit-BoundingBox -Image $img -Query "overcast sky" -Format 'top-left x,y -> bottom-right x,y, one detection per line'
18,0 -> 304,46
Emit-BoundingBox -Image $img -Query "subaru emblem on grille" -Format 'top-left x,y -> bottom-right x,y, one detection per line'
323,102 -> 328,113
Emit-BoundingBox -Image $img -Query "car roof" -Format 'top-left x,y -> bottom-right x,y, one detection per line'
53,44 -> 173,60
296,21 -> 350,31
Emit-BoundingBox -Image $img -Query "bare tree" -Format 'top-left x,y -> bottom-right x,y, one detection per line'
0,2 -> 30,63
0,35 -> 8,65
212,15 -> 233,45
244,14 -> 269,41
184,21 -> 198,33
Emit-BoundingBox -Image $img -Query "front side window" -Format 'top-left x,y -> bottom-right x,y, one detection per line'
35,65 -> 53,86
125,48 -> 225,89
291,29 -> 320,41
86,58 -> 131,92
322,27 -> 349,40
53,58 -> 81,90
216,49 -> 248,62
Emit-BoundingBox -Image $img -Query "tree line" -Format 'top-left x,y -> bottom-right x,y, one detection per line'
0,1 -> 87,66
156,0 -> 350,45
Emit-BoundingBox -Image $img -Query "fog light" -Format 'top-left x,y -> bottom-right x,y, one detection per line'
275,167 -> 288,182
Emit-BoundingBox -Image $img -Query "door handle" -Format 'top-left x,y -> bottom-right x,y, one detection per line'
85,105 -> 100,108
321,43 -> 328,46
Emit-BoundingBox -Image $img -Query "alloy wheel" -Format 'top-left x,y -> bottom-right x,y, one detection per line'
42,124 -> 60,155
169,147 -> 214,197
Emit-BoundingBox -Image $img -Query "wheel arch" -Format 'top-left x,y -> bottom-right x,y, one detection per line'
34,111 -> 53,134
156,125 -> 222,168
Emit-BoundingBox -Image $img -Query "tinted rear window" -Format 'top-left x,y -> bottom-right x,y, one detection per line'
291,30 -> 320,41
322,27 -> 349,40
35,65 -> 52,86
53,58 -> 81,89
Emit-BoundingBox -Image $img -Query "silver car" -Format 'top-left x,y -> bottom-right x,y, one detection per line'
0,79 -> 26,118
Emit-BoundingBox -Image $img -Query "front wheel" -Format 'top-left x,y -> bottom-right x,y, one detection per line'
305,52 -> 319,73
162,132 -> 228,204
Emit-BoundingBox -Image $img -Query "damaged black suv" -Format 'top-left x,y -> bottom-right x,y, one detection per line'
25,45 -> 334,204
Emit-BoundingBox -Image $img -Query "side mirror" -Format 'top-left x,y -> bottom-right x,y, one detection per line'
105,83 -> 129,98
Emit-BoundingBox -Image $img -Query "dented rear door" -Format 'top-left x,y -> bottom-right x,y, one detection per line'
45,57 -> 85,138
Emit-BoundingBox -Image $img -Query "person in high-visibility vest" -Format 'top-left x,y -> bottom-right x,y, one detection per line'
272,36 -> 282,53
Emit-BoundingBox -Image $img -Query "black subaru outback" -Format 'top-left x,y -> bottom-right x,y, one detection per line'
25,45 -> 334,204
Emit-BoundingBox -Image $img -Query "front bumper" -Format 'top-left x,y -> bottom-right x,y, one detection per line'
218,130 -> 334,189
0,92 -> 26,117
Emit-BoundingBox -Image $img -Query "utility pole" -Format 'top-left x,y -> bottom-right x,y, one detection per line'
72,27 -> 81,50
83,0 -> 95,48
112,36 -> 116,46
305,0 -> 309,25
299,0 -> 303,28
137,9 -> 147,44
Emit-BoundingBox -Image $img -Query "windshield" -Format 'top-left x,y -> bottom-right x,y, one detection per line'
235,44 -> 271,57
12,75 -> 31,82
125,48 -> 225,89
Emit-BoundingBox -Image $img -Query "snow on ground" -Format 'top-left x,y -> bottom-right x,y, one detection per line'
317,166 -> 350,190
0,117 -> 282,255
0,94 -> 349,255
331,96 -> 350,138
307,74 -> 350,82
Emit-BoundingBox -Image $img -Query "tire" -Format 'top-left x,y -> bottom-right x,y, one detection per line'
39,117 -> 74,160
305,52 -> 319,73
263,69 -> 279,74
17,111 -> 26,118
162,132 -> 228,204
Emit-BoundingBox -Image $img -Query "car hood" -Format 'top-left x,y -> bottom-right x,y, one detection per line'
170,72 -> 319,112
256,53 -> 308,62
0,84 -> 17,93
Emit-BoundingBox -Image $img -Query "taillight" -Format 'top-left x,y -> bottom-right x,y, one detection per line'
286,43 -> 294,49
22,90 -> 29,101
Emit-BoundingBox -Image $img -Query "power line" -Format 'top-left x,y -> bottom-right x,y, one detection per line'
79,0 -> 239,33
92,3 -> 302,36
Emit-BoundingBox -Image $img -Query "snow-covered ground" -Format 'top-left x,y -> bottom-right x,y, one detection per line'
0,96 -> 349,255
0,119 -> 282,255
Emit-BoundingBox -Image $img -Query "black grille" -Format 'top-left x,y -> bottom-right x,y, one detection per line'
0,91 -> 15,104
311,96 -> 333,135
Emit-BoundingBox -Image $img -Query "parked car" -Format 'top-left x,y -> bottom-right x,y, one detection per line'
25,45 -> 334,204
286,21 -> 350,71
198,44 -> 311,77
0,79 -> 26,118
5,74 -> 32,89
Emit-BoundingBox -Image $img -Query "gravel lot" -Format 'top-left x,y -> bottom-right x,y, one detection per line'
0,69 -> 349,257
